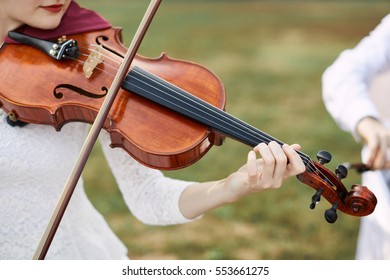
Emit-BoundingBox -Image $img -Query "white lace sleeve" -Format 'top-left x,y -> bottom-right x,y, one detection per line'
98,131 -> 197,225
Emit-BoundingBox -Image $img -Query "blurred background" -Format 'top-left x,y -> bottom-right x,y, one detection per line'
78,0 -> 390,259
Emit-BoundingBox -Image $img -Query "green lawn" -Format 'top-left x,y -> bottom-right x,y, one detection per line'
77,0 -> 390,259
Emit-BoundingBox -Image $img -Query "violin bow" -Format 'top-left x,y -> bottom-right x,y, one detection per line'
342,162 -> 371,173
33,0 -> 163,260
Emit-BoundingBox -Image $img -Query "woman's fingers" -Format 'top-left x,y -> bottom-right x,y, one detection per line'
282,143 -> 306,176
251,141 -> 305,190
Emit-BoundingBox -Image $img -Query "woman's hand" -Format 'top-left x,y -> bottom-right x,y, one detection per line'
223,141 -> 306,203
179,141 -> 306,219
357,117 -> 390,170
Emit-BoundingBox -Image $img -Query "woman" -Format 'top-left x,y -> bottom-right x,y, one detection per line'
0,0 -> 305,259
322,14 -> 390,259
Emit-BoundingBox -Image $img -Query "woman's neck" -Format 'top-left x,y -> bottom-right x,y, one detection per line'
0,18 -> 23,44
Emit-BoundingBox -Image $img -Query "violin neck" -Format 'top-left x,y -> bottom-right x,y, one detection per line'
123,66 -> 311,165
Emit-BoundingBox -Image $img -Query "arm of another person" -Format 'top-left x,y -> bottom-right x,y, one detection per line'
322,14 -> 390,170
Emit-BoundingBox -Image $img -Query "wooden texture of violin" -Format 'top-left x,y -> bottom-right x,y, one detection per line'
0,27 -> 226,170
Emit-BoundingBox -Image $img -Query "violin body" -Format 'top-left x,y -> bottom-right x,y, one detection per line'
0,27 -> 225,170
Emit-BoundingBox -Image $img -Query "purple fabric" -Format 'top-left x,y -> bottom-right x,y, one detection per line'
4,1 -> 111,43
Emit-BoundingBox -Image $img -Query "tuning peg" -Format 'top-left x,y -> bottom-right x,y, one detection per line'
310,188 -> 323,209
316,150 -> 332,165
335,164 -> 348,180
324,202 -> 338,223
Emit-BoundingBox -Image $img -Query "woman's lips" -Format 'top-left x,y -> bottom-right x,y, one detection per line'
40,4 -> 64,13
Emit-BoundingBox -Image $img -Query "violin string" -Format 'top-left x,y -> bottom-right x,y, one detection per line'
72,47 -> 299,163
125,67 -> 297,155
81,53 -> 120,76
65,48 -> 122,78
64,43 -> 123,72
78,46 -> 123,72
71,46 -> 330,185
71,47 -> 326,179
86,57 -> 328,185
72,44 -> 140,79
123,67 -> 328,180
77,42 -> 124,64
65,55 -> 115,78
124,68 -> 286,150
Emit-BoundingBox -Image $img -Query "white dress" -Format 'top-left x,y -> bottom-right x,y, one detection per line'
0,109 -> 194,259
322,14 -> 390,259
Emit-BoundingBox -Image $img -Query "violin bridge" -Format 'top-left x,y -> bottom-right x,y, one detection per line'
83,45 -> 104,79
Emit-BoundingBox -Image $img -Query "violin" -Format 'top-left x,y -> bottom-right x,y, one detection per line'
0,27 -> 377,223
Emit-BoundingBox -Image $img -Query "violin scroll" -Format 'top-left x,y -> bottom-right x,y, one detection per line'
344,184 -> 377,216
297,150 -> 377,223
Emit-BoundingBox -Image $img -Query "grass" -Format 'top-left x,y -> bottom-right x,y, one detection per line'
77,0 -> 390,259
